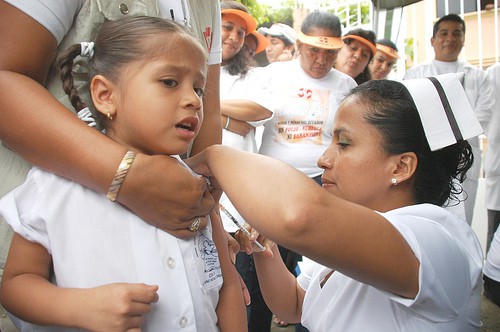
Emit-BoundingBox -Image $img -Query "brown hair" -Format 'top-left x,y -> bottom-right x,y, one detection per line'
57,16 -> 207,129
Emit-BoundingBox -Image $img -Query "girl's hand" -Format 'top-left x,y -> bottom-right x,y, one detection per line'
77,283 -> 159,332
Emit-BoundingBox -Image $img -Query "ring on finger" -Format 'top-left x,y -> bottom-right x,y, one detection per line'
188,217 -> 201,232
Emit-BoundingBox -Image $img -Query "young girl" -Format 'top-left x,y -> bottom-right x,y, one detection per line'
0,16 -> 246,332
188,74 -> 484,331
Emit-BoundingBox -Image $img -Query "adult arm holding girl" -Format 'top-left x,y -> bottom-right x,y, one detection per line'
0,0 -> 215,237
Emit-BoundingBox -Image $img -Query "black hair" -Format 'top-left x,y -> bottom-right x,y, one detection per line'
343,28 -> 377,84
433,13 -> 466,37
346,80 -> 474,207
220,0 -> 254,76
377,38 -> 398,52
56,16 -> 206,130
301,11 -> 342,37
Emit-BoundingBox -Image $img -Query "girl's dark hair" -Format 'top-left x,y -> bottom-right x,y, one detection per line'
220,0 -> 254,76
301,11 -> 342,37
57,16 -> 207,129
343,28 -> 377,84
347,80 -> 474,207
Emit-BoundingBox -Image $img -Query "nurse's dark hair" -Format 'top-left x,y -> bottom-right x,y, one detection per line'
56,16 -> 206,129
346,80 -> 474,206
301,11 -> 342,37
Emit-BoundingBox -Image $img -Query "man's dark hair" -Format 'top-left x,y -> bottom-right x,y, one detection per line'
433,14 -> 465,37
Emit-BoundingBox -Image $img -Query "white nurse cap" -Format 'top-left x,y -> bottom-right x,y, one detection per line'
402,73 -> 483,151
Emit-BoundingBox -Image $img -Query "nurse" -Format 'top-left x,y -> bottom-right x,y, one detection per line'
188,73 -> 484,331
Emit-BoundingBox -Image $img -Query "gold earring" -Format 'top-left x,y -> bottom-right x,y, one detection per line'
107,112 -> 113,120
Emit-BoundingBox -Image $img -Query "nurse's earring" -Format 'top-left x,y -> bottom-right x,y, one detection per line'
391,178 -> 398,186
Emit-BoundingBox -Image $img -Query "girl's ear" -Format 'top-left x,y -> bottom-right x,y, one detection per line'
90,75 -> 116,118
391,152 -> 417,185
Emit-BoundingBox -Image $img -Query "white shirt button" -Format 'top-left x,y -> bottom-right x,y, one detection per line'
166,256 -> 176,269
178,316 -> 188,328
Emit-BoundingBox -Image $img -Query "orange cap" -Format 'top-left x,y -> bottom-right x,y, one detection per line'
376,43 -> 400,59
221,9 -> 257,35
298,31 -> 343,49
342,34 -> 377,56
248,30 -> 270,53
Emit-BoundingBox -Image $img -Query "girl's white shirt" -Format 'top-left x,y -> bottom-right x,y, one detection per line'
0,156 -> 222,331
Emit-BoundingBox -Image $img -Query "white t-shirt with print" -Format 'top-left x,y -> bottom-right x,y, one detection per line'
258,59 -> 357,178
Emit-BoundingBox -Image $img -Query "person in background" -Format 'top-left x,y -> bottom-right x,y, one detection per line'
368,38 -> 400,80
484,214 -> 500,309
218,1 -> 272,231
404,13 -> 494,226
0,16 -> 246,331
218,2 -> 273,331
484,224 -> 500,308
257,10 -> 357,331
187,73 -> 483,331
258,23 -> 297,64
484,61 -> 500,305
484,63 -> 500,252
333,28 -> 377,84
245,30 -> 269,62
0,1 -> 225,331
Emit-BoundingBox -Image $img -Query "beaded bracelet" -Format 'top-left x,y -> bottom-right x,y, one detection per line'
224,116 -> 230,129
106,151 -> 137,202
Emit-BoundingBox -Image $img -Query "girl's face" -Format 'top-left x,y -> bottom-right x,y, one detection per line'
221,13 -> 247,62
102,36 -> 207,156
334,39 -> 372,79
265,36 -> 293,63
317,97 -> 395,211
368,51 -> 396,80
297,27 -> 338,79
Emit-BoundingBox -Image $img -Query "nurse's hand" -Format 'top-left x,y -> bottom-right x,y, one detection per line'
235,224 -> 274,258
